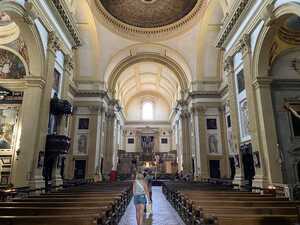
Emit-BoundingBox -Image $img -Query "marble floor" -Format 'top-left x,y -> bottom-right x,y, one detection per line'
118,186 -> 186,225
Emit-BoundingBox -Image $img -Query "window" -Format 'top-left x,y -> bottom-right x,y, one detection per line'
78,118 -> 89,130
206,119 -> 217,129
227,115 -> 231,128
142,101 -> 154,120
237,70 -> 245,94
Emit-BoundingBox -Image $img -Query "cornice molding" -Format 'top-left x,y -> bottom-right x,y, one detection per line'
51,0 -> 81,48
216,0 -> 251,48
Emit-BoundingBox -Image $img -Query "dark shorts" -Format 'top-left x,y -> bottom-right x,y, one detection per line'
134,194 -> 147,205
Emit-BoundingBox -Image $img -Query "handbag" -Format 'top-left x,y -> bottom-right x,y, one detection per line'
146,196 -> 153,217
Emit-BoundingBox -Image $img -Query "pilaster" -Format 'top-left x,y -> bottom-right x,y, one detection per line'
224,55 -> 242,183
192,104 -> 209,178
238,34 -> 265,185
102,101 -> 116,176
253,77 -> 283,184
28,32 -> 60,189
179,100 -> 192,174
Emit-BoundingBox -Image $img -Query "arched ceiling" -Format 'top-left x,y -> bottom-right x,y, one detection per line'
0,12 -> 19,45
115,61 -> 180,112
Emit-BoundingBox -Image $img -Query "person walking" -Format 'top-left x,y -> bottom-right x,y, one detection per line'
145,171 -> 153,201
133,173 -> 150,225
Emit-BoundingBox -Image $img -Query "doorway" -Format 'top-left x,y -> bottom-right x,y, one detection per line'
74,160 -> 86,179
209,160 -> 221,178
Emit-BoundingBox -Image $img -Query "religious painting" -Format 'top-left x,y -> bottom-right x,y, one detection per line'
208,134 -> 219,154
0,48 -> 26,79
0,108 -> 18,150
161,138 -> 168,144
206,119 -> 217,129
0,173 -> 9,185
128,138 -> 134,144
78,118 -> 90,130
77,134 -> 88,155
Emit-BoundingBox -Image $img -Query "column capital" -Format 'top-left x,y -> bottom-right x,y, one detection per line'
191,104 -> 206,114
180,109 -> 190,119
238,34 -> 251,56
24,1 -> 37,24
224,55 -> 234,73
105,108 -> 116,119
253,77 -> 273,89
48,32 -> 61,53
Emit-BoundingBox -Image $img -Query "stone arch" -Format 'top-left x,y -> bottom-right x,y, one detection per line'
253,2 -> 300,79
105,44 -> 192,96
0,46 -> 29,78
0,1 -> 44,78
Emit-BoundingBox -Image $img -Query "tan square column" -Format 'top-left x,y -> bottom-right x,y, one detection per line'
254,77 -> 283,184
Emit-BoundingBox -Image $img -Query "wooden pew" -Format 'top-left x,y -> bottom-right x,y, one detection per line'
162,181 -> 300,225
0,182 -> 132,225
0,214 -> 98,225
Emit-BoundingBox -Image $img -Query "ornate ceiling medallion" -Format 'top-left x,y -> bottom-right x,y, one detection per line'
95,0 -> 206,41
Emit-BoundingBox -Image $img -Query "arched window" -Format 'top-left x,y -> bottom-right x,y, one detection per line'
142,101 -> 154,120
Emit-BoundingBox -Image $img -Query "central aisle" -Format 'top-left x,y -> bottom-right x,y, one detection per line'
119,186 -> 186,225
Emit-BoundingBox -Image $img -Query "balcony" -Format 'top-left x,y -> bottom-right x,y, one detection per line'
45,134 -> 71,154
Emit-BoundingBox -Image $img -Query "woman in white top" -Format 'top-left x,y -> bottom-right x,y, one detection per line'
133,173 -> 150,225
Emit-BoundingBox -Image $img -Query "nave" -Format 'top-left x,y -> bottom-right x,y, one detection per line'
118,186 -> 185,225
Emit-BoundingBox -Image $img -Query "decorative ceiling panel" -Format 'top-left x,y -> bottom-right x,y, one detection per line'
96,0 -> 205,41
99,0 -> 197,28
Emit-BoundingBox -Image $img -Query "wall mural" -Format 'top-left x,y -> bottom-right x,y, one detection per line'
0,108 -> 18,150
0,48 -> 26,79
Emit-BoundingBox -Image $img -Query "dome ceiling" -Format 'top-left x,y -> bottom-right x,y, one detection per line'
95,0 -> 205,41
99,0 -> 197,28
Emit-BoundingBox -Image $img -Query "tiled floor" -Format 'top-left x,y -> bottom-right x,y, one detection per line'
118,186 -> 186,225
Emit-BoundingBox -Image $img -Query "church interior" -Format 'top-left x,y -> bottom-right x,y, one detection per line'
0,0 -> 300,224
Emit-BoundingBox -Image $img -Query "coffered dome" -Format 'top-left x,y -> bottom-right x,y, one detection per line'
99,0 -> 197,28
95,0 -> 205,41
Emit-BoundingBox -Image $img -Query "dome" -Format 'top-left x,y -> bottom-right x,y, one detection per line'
99,0 -> 198,28
95,0 -> 205,41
